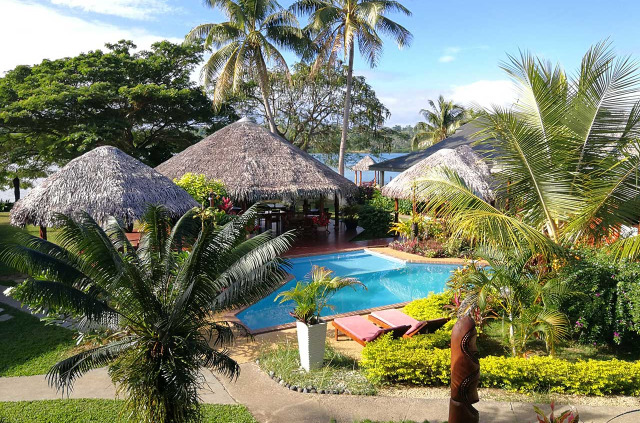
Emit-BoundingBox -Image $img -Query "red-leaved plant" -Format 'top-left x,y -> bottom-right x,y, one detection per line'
533,402 -> 579,423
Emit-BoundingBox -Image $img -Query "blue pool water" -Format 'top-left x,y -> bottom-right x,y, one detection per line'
236,250 -> 458,331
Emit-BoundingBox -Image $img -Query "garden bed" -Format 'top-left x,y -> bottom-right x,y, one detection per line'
258,343 -> 376,395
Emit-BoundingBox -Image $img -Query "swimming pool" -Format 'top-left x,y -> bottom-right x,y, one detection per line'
236,250 -> 459,331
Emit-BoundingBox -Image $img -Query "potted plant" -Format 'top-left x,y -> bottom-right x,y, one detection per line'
275,266 -> 365,371
341,205 -> 360,231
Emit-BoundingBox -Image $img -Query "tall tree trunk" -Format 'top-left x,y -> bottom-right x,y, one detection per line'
256,53 -> 278,134
12,177 -> 20,202
338,42 -> 355,176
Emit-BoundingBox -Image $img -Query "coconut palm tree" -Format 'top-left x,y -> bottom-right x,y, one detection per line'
291,0 -> 412,175
414,42 -> 640,259
0,205 -> 294,423
411,96 -> 466,150
186,0 -> 306,134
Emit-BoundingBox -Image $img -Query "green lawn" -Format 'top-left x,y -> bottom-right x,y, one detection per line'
0,305 -> 76,377
0,400 -> 257,423
0,212 -> 61,279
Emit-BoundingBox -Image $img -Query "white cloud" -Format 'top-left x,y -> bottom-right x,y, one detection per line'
380,80 -> 518,126
50,0 -> 174,20
438,55 -> 455,63
450,80 -> 517,110
0,0 -> 182,73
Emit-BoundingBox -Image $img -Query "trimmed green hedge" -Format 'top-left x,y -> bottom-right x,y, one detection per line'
361,336 -> 640,396
363,292 -> 640,396
0,400 -> 257,423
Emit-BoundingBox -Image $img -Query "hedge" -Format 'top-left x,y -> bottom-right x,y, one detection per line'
361,335 -> 640,396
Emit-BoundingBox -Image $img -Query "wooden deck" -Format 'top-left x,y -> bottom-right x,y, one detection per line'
285,220 -> 395,257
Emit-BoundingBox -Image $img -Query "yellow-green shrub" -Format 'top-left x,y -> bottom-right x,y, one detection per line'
361,335 -> 640,395
361,333 -> 451,385
481,356 -> 640,396
403,291 -> 453,321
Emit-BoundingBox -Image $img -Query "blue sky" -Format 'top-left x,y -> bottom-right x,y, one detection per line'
2,0 -> 640,125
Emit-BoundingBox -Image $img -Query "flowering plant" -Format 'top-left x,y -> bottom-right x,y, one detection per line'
532,402 -> 579,423
312,213 -> 330,227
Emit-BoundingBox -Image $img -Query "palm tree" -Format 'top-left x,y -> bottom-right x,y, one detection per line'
186,0 -> 305,134
459,250 -> 570,356
414,42 -> 640,259
0,205 -> 294,423
411,96 -> 466,150
291,0 -> 412,175
275,265 -> 365,324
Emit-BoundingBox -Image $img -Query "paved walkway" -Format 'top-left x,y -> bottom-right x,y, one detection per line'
0,367 -> 235,405
220,363 -> 640,423
0,362 -> 638,422
3,285 -> 640,422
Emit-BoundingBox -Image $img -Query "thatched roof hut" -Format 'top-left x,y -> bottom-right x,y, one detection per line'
381,145 -> 495,201
371,122 -> 486,173
351,155 -> 376,171
10,146 -> 198,228
156,119 -> 358,202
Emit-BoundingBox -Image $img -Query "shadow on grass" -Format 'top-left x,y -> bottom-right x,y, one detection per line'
0,305 -> 76,377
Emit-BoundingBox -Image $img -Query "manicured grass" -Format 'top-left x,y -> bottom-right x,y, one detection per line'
259,343 -> 376,395
0,400 -> 257,423
0,212 -> 61,248
0,305 -> 76,377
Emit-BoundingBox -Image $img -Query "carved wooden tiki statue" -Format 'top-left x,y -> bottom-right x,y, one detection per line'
449,315 -> 480,423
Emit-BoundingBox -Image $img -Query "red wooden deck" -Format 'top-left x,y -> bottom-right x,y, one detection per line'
285,220 -> 394,257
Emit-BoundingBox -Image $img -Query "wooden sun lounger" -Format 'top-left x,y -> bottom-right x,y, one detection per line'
368,309 -> 449,338
332,315 -> 410,346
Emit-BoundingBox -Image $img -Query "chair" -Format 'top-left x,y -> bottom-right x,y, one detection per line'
368,309 -> 449,338
332,315 -> 410,346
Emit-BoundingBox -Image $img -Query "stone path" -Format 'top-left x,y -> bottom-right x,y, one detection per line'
0,361 -> 638,422
3,287 -> 639,422
219,363 -> 640,423
0,307 -> 13,322
0,367 -> 235,405
1,285 -> 74,329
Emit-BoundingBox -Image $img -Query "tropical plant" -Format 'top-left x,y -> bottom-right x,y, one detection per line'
357,204 -> 393,238
173,173 -> 228,206
275,266 -> 365,324
186,0 -> 306,133
291,0 -> 412,175
458,250 -> 570,356
414,42 -> 640,260
0,205 -> 294,423
411,95 -> 466,150
532,402 -> 579,423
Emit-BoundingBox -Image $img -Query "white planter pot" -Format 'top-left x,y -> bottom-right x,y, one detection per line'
296,321 -> 327,371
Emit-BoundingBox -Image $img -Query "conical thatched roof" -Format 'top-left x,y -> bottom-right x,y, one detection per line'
10,146 -> 198,228
381,145 -> 495,201
155,120 -> 358,202
351,155 -> 376,171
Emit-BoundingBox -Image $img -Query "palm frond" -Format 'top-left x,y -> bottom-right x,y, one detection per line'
48,338 -> 136,394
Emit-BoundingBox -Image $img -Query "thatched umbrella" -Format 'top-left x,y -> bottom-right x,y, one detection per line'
351,155 -> 377,186
156,119 -> 358,204
10,146 -> 198,232
381,145 -> 495,202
